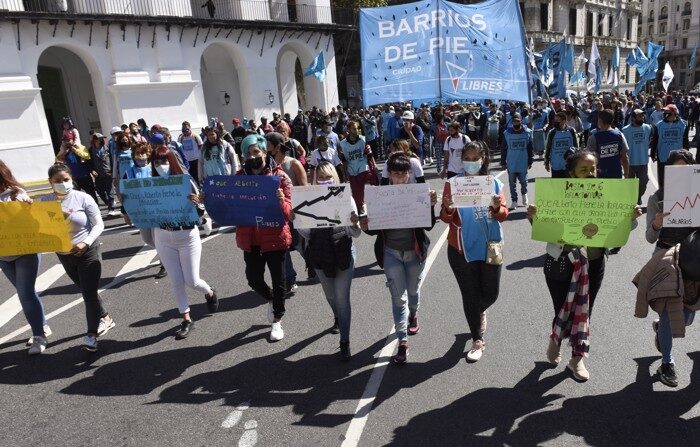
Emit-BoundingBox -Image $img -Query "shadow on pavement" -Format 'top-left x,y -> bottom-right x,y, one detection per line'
506,254 -> 546,271
388,353 -> 700,446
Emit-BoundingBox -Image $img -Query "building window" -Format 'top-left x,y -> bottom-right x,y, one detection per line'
587,12 -> 594,36
540,3 -> 548,31
660,22 -> 666,34
608,15 -> 613,33
682,38 -> 687,49
569,7 -> 577,34
626,64 -> 631,83
683,19 -> 690,30
598,14 -> 604,36
648,10 -> 654,21
648,25 -> 653,36
638,26 -> 642,38
673,38 -> 677,47
684,2 -> 692,14
659,6 -> 667,19
627,18 -> 632,39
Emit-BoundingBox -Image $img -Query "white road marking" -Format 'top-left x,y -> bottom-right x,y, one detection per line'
341,170 -> 506,447
648,163 -> 659,189
0,230 -> 230,344
0,264 -> 66,331
238,420 -> 258,447
221,401 -> 251,429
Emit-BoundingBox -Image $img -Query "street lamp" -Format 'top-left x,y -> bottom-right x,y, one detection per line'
224,92 -> 230,105
268,92 -> 275,104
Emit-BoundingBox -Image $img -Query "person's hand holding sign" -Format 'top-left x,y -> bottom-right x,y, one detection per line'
632,205 -> 643,221
442,191 -> 454,213
652,210 -> 671,231
490,194 -> 504,214
429,190 -> 437,206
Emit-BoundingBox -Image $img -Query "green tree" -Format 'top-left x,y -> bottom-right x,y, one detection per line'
332,0 -> 388,9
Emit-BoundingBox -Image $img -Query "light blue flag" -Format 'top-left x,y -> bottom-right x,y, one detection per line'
359,0 -> 531,105
612,45 -> 620,71
632,42 -> 664,95
563,42 -> 575,74
690,46 -> 697,70
304,51 -> 326,82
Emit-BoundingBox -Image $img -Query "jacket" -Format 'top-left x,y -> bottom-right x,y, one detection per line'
235,165 -> 293,253
633,245 -> 700,337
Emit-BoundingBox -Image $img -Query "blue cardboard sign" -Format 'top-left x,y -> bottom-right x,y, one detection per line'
203,175 -> 285,228
360,0 -> 531,105
120,175 -> 200,229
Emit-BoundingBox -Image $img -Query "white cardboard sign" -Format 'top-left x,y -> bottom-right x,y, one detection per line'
449,175 -> 494,208
291,185 -> 354,229
364,183 -> 432,230
664,165 -> 700,228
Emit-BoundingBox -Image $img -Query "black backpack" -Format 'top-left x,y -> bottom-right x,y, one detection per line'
679,230 -> 700,281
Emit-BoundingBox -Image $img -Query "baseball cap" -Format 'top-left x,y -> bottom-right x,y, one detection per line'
402,110 -> 415,120
93,133 -> 104,139
150,133 -> 165,145
232,117 -> 241,125
110,126 -> 121,135
663,104 -> 679,114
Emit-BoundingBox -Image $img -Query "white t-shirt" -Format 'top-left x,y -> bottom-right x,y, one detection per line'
381,156 -> 424,183
309,147 -> 342,167
178,134 -> 203,161
443,133 -> 471,173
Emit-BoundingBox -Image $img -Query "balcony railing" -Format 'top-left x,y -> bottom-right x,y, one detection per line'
3,0 -> 357,27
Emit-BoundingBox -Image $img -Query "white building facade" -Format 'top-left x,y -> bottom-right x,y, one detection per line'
0,0 -> 353,183
638,0 -> 699,90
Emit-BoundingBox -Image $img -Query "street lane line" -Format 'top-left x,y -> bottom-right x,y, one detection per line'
0,264 -> 66,331
648,163 -> 659,189
222,401 -> 250,428
0,229 -> 232,344
341,170 -> 507,447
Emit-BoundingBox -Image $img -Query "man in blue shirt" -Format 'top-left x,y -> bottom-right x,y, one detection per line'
501,113 -> 533,209
386,108 -> 403,143
651,104 -> 690,187
586,109 -> 630,179
622,109 -> 654,205
315,120 -> 340,150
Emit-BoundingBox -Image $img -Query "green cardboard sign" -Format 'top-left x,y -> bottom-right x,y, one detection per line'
532,178 -> 639,248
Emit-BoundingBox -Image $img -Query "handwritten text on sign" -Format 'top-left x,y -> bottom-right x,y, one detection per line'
532,178 -> 638,248
0,201 -> 72,256
449,175 -> 494,208
120,175 -> 199,229
292,185 -> 354,229
664,165 -> 700,228
365,183 -> 432,230
204,175 -> 284,228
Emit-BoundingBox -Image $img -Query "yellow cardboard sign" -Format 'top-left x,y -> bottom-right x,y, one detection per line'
0,201 -> 72,256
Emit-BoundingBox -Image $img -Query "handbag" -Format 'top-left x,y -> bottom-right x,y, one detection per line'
478,212 -> 503,266
543,252 -> 573,281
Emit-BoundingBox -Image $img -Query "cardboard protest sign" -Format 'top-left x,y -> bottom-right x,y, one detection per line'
291,185 -> 354,229
364,183 -> 431,230
0,201 -> 72,256
449,175 -> 494,208
664,165 -> 700,227
204,175 -> 284,228
532,178 -> 638,248
120,175 -> 200,229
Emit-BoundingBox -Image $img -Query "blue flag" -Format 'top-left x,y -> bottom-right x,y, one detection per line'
359,0 -> 531,105
304,51 -> 326,82
563,42 -> 575,75
690,46 -> 697,70
633,42 -> 664,95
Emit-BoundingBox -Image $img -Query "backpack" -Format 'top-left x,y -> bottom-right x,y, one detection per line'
445,135 -> 468,155
435,122 -> 449,143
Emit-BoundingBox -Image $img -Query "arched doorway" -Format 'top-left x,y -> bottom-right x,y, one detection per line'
200,43 -> 243,125
37,46 -> 102,153
276,43 -> 324,114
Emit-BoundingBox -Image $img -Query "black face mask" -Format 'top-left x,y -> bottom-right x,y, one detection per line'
245,157 -> 264,171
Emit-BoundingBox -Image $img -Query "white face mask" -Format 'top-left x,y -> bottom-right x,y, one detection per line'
52,180 -> 73,195
155,163 -> 170,177
462,160 -> 482,175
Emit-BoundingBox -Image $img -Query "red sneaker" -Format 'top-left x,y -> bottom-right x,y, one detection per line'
408,314 -> 421,335
393,341 -> 408,364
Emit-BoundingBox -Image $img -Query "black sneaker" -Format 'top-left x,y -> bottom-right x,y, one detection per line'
408,313 -> 420,335
657,363 -> 678,387
330,317 -> 340,334
175,319 -> 195,339
154,265 -> 167,279
307,269 -> 317,281
205,288 -> 219,313
340,341 -> 351,362
393,341 -> 408,365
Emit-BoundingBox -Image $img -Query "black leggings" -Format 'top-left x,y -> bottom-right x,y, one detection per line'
57,243 -> 107,335
545,256 -> 605,326
448,246 -> 502,341
244,247 -> 286,319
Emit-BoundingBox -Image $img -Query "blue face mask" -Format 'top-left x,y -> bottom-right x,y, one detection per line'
462,160 -> 482,175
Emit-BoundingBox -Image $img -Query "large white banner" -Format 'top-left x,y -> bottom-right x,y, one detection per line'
664,165 -> 700,228
364,183 -> 432,230
291,185 -> 355,229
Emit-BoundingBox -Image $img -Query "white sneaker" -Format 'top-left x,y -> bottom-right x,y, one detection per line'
267,301 -> 274,323
27,325 -> 52,346
27,336 -> 47,355
107,209 -> 121,216
82,335 -> 98,352
522,195 -> 529,207
509,200 -> 517,210
97,316 -> 115,337
270,321 -> 284,341
466,339 -> 485,362
201,217 -> 213,236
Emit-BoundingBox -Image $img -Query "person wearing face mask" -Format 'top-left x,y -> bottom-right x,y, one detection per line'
359,153 -> 438,364
236,134 -> 294,341
0,161 -> 51,355
527,150 -> 643,381
178,121 -> 203,183
160,128 -> 190,172
199,128 -> 239,181
275,121 -> 307,170
89,133 -> 117,216
338,121 -> 377,209
309,135 -> 345,184
650,104 -> 690,187
150,146 -> 218,340
501,113 -> 533,209
47,163 -> 114,352
361,111 -> 380,161
544,112 -> 579,178
316,119 -> 340,151
622,109 -> 654,205
440,121 -> 471,179
294,161 -> 361,361
440,141 -> 508,362
640,149 -> 700,388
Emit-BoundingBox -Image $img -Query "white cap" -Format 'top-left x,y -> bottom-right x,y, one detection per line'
389,106 -> 395,111
402,110 -> 414,120
110,126 -> 121,135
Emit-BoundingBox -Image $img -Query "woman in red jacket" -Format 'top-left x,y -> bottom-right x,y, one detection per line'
237,134 -> 293,341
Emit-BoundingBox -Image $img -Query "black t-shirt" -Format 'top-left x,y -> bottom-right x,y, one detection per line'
231,126 -> 247,154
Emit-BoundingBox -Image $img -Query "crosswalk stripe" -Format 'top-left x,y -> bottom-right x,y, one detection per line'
0,264 -> 66,331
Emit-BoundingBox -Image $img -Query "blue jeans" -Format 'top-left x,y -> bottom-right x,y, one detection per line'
0,254 -> 47,337
384,247 -> 424,341
658,308 -> 695,364
433,141 -> 444,172
508,170 -> 528,202
315,249 -> 356,342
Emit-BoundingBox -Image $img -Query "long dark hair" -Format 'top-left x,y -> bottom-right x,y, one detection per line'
564,149 -> 597,174
0,160 -> 23,192
202,129 -> 222,160
386,152 -> 411,173
48,162 -> 73,179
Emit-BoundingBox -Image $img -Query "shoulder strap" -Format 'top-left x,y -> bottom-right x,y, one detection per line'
461,135 -> 467,145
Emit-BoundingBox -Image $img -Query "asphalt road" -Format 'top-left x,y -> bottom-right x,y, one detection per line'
0,150 -> 698,447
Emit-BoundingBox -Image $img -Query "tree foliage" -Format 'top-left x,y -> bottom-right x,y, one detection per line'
332,0 -> 388,10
